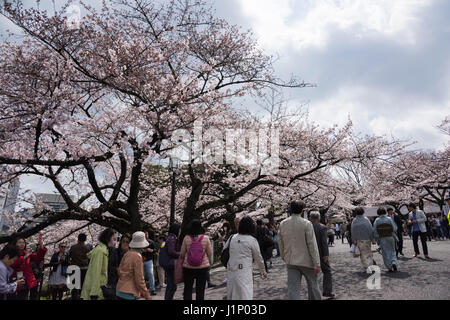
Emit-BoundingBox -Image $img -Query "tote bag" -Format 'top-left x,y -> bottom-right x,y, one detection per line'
174,257 -> 184,284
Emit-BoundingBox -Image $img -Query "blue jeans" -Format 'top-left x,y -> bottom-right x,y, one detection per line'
273,235 -> 280,256
144,260 -> 155,292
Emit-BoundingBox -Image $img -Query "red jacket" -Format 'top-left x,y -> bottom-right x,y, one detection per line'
11,247 -> 48,290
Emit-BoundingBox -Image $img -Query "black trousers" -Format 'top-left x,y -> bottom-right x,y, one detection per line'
321,258 -> 332,295
396,231 -> 403,256
71,268 -> 87,300
183,267 -> 208,301
412,231 -> 428,255
164,267 -> 177,300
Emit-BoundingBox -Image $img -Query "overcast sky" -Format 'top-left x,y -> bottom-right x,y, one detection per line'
1,0 -> 449,196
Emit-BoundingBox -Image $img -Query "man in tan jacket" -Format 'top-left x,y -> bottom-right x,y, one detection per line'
279,201 -> 322,300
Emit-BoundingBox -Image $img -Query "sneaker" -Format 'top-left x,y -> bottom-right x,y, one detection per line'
207,283 -> 217,288
323,293 -> 335,299
150,291 -> 157,296
413,253 -> 418,258
392,264 -> 397,272
425,255 -> 430,259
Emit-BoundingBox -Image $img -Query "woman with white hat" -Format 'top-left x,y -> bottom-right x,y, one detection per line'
116,231 -> 152,300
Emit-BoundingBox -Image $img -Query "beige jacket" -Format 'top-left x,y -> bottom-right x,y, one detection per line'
278,214 -> 320,269
116,250 -> 150,299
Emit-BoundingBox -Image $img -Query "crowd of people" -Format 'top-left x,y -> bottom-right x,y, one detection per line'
1,195 -> 449,301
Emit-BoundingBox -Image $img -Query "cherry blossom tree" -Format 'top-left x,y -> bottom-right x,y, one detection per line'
0,0 -> 310,244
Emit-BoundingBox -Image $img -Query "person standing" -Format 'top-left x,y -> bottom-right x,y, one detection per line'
387,208 -> 404,257
142,232 -> 157,296
9,236 -> 47,300
155,236 -> 166,290
263,219 -> 274,269
81,228 -> 116,300
351,207 -> 376,271
69,233 -> 91,300
309,212 -> 334,298
48,242 -> 70,300
115,232 -> 152,300
335,223 -> 340,240
373,208 -> 398,272
408,203 -> 429,259
0,245 -> 25,300
162,223 -> 181,300
107,233 -> 131,299
180,220 -> 212,301
278,201 -> 321,300
225,217 -> 267,300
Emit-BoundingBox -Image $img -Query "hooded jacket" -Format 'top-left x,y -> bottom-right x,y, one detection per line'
81,242 -> 108,300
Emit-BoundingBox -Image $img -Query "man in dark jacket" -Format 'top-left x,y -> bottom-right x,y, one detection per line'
69,233 -> 90,300
309,211 -> 334,298
387,208 -> 404,257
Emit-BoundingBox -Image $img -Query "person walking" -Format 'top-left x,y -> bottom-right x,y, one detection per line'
225,217 -> 267,300
408,203 -> 429,259
161,223 -> 181,300
81,228 -> 116,300
48,242 -> 70,300
351,207 -> 376,271
335,223 -> 340,240
278,201 -> 322,300
434,215 -> 444,240
180,220 -> 212,301
142,232 -> 157,296
340,222 -> 347,244
272,223 -> 280,257
69,233 -> 91,300
256,220 -> 272,273
327,224 -> 335,246
373,208 -> 398,272
387,208 -> 404,257
107,233 -> 131,299
263,219 -> 274,269
9,236 -> 47,300
115,231 -> 152,300
309,212 -> 334,298
0,245 -> 25,300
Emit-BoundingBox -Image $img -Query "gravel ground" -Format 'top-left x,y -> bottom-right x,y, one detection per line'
152,237 -> 450,300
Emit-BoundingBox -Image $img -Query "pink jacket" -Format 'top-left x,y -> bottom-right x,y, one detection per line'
180,235 -> 212,269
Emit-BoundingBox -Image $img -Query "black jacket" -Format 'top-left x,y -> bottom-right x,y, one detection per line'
49,252 -> 70,276
108,247 -> 125,286
312,222 -> 329,259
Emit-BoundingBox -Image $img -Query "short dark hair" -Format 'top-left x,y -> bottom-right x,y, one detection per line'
353,207 -> 365,216
78,233 -> 87,242
377,208 -> 387,216
387,207 -> 394,212
119,233 -> 132,246
168,223 -> 181,236
0,244 -> 20,260
256,219 -> 263,226
238,217 -> 256,235
408,203 -> 417,209
187,219 -> 204,236
289,201 -> 306,214
98,228 -> 115,245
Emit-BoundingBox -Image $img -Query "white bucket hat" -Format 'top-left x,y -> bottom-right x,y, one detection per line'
129,231 -> 149,249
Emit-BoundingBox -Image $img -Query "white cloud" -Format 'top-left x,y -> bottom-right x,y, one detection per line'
238,0 -> 433,50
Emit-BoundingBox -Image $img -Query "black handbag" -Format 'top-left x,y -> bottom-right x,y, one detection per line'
101,284 -> 116,300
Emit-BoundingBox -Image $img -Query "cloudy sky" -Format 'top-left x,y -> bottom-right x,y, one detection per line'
1,0 -> 449,195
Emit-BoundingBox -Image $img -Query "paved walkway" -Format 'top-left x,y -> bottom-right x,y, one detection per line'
152,237 -> 450,300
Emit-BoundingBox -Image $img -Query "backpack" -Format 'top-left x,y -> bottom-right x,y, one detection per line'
159,242 -> 174,270
186,235 -> 205,267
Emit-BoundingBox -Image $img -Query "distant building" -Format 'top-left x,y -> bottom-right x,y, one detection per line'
0,173 -> 20,234
35,193 -> 71,212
